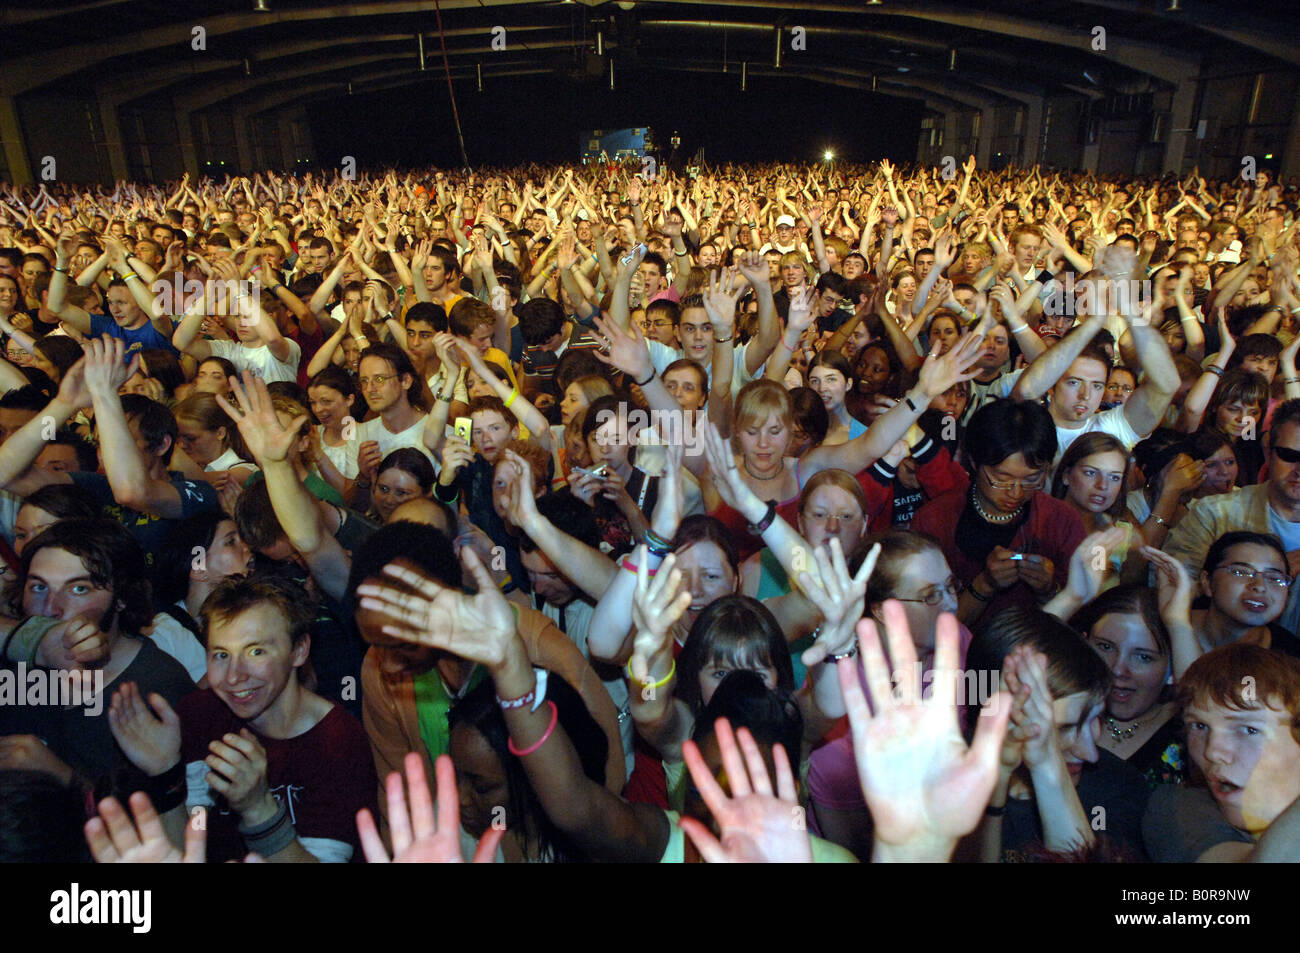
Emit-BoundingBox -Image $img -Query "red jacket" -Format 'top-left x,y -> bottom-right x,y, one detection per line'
912,479 -> 1086,628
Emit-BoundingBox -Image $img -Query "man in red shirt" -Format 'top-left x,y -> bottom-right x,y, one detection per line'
107,577 -> 377,862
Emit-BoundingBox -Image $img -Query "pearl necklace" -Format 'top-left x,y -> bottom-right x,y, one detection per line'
970,488 -> 1024,524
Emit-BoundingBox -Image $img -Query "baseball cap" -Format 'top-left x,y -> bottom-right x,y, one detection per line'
776,214 -> 796,228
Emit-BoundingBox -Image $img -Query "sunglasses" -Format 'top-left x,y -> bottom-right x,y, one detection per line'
1273,445 -> 1300,464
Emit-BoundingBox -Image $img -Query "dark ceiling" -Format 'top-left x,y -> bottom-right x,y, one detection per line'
1,0 -> 1296,119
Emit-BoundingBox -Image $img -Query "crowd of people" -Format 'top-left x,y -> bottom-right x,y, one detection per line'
0,156 -> 1299,863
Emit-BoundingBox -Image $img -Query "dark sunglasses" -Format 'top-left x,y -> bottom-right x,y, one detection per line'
1273,445 -> 1300,463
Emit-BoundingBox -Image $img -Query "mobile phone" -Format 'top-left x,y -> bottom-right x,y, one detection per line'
1008,553 -> 1026,562
589,464 -> 609,480
454,416 -> 472,443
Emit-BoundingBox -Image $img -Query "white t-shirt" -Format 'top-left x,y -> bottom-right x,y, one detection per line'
318,427 -> 360,479
1052,405 -> 1142,469
646,339 -> 763,399
208,338 -> 301,384
151,609 -> 208,683
352,414 -> 435,468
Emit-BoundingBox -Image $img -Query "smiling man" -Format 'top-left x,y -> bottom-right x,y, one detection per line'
1143,643 -> 1300,861
108,577 -> 377,863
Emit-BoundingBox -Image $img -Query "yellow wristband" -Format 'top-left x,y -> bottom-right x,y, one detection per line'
504,387 -> 519,409
627,657 -> 675,690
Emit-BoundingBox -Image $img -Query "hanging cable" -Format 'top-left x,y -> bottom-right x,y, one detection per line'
430,0 -> 471,171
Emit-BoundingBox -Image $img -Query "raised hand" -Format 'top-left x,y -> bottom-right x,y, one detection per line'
82,335 -> 140,396
1061,526 -> 1127,606
697,418 -> 761,516
916,322 -> 984,399
678,718 -> 813,863
787,286 -> 817,335
629,548 -> 693,680
107,682 -> 182,777
215,370 -> 308,466
356,547 -> 520,670
1005,647 -> 1057,770
837,601 -> 1012,861
702,267 -> 744,337
591,312 -> 653,383
357,753 -> 504,863
1141,545 -> 1194,629
734,249 -> 768,287
796,539 -> 880,667
85,794 -> 207,864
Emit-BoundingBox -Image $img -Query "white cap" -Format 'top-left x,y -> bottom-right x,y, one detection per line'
776,214 -> 796,228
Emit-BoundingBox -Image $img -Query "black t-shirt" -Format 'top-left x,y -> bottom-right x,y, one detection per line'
0,638 -> 195,794
954,490 -> 1030,566
1142,783 -> 1252,862
70,471 -> 219,570
1000,750 -> 1150,862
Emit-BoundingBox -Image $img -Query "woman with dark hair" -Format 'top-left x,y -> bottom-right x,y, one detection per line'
187,355 -> 239,400
787,387 -> 829,457
1052,432 -> 1135,532
962,604 -> 1149,862
807,350 -> 866,446
1187,367 -> 1270,486
448,675 -> 607,862
370,448 -> 436,524
173,392 -> 258,484
912,398 -> 1087,628
31,335 -> 83,385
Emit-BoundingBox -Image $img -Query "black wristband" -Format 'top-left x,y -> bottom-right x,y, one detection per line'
633,367 -> 656,387
142,761 -> 186,813
750,500 -> 778,535
966,580 -> 993,603
433,480 -> 459,503
985,803 -> 1006,817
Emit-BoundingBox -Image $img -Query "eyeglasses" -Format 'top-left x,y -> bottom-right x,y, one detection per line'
981,470 -> 1047,492
358,374 -> 394,389
1272,444 -> 1300,464
896,578 -> 961,607
1214,565 -> 1292,590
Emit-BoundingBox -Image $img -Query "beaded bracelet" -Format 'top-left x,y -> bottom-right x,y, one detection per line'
507,700 -> 559,757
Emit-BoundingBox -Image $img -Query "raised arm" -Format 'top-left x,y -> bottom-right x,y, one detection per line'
48,232 -> 93,335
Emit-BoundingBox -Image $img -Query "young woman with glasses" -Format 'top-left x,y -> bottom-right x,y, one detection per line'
912,398 -> 1087,628
1190,531 -> 1300,661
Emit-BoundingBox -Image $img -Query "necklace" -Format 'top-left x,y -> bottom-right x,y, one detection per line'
1105,715 -> 1144,742
743,458 -> 783,482
970,488 -> 1024,524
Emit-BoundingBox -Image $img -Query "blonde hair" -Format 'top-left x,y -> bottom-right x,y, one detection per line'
733,379 -> 793,436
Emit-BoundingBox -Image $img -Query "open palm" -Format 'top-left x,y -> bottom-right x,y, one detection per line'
839,603 -> 1010,858
216,370 -> 306,465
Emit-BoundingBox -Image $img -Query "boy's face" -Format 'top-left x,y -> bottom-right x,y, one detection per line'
467,323 -> 494,356
207,603 -> 308,725
1185,695 -> 1300,833
405,321 -> 438,362
471,409 -> 514,463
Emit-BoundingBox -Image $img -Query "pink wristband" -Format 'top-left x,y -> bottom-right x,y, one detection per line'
507,701 -> 559,757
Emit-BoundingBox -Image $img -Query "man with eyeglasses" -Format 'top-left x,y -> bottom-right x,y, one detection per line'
350,344 -> 436,494
1167,399 -> 1300,636
1189,532 -> 1300,659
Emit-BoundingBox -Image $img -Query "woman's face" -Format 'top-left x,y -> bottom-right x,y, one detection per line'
0,277 -> 20,313
675,541 -> 737,626
176,418 -> 226,467
1064,449 -> 1127,514
1231,278 -> 1261,309
587,414 -> 630,470
855,347 -> 891,396
844,321 -> 873,363
448,723 -> 510,841
808,365 -> 850,413
31,351 -> 60,383
929,316 -> 960,355
798,484 -> 866,553
373,467 -> 425,523
895,275 -> 917,300
466,369 -> 497,400
1162,324 -> 1186,353
308,384 -> 353,431
881,548 -> 959,652
1105,369 -> 1136,406
931,382 -> 969,421
697,654 -> 778,707
560,384 -> 590,428
1087,612 -> 1168,722
6,338 -> 32,367
341,337 -> 362,373
1198,444 -> 1239,496
203,519 -> 254,582
735,411 -> 790,470
1216,399 -> 1261,439
13,504 -> 56,556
